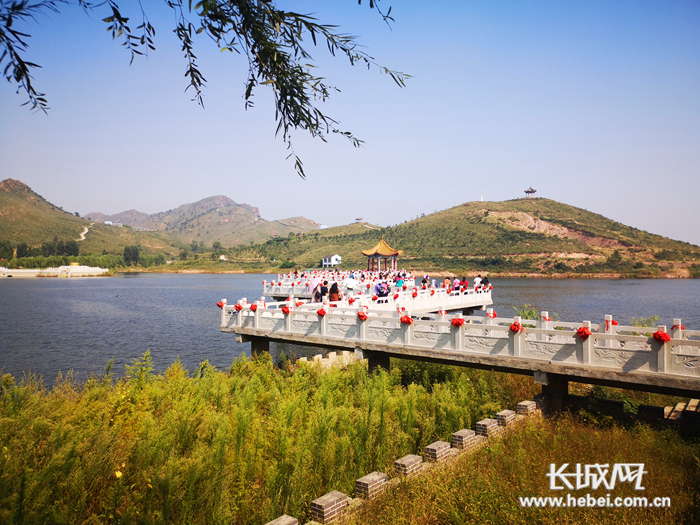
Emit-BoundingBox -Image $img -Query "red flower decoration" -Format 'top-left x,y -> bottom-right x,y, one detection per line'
576,327 -> 592,341
541,315 -> 551,322
367,284 -> 371,289
487,311 -> 497,319
400,315 -> 413,325
216,301 -> 224,309
672,324 -> 685,331
281,306 -> 291,315
489,285 -> 493,290
317,308 -> 327,316
329,304 -> 337,308
412,291 -> 418,298
402,285 -> 407,291
393,293 -> 399,300
653,331 -> 671,343
234,303 -> 243,311
451,318 -> 465,328
430,290 -> 435,296
348,298 -> 356,304
296,302 -> 304,307
372,295 -> 379,301
250,304 -> 258,312
357,311 -> 368,321
510,322 -> 523,333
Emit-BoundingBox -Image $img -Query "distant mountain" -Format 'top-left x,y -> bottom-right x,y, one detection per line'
86,195 -> 319,246
0,179 -> 175,254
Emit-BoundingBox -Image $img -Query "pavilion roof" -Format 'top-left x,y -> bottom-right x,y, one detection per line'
361,237 -> 403,257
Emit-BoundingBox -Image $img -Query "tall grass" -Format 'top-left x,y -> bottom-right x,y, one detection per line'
0,354 -> 538,525
349,414 -> 700,525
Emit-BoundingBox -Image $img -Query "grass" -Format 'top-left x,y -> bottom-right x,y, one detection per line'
348,413 -> 700,524
0,354 -> 538,525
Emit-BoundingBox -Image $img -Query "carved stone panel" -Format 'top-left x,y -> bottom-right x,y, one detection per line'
668,355 -> 700,376
413,331 -> 452,349
592,348 -> 651,372
525,342 -> 578,362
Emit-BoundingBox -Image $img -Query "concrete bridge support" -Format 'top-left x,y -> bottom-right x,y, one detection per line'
356,349 -> 391,373
249,336 -> 270,357
535,371 -> 569,413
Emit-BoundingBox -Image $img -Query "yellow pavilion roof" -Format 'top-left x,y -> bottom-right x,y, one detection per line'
361,237 -> 403,257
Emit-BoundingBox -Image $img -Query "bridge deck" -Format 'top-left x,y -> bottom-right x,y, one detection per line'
221,301 -> 700,397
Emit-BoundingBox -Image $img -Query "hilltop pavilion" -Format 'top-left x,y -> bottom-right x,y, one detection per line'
361,237 -> 403,271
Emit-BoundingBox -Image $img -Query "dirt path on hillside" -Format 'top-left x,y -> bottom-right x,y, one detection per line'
77,223 -> 93,241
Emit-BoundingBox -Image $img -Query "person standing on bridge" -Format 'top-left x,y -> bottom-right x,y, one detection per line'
328,283 -> 343,302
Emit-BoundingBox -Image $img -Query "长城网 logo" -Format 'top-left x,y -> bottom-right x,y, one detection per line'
547,463 -> 647,491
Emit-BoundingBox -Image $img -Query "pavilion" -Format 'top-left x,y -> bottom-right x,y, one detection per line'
361,237 -> 403,271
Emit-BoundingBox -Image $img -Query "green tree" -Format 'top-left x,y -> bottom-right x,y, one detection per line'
0,240 -> 13,260
123,245 -> 140,266
16,242 -> 29,258
2,0 -> 407,178
65,240 -> 79,256
212,241 -> 222,253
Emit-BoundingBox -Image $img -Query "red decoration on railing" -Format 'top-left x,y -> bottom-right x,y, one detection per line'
281,306 -> 291,315
487,311 -> 497,319
653,331 -> 671,343
278,282 -> 282,286
393,293 -> 400,300
348,298 -> 356,305
510,322 -> 524,333
451,318 -> 465,328
430,289 -> 435,296
372,295 -> 379,301
672,324 -> 685,330
317,308 -> 327,316
295,302 -> 304,307
216,301 -> 224,309
250,304 -> 258,312
367,284 -> 371,289
234,303 -> 243,311
329,304 -> 337,308
400,315 -> 413,325
605,319 -> 619,331
576,327 -> 592,341
489,285 -> 493,290
357,311 -> 368,321
541,315 -> 551,322
412,290 -> 418,298
402,285 -> 407,291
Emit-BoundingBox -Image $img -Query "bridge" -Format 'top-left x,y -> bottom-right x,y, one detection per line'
220,296 -> 700,409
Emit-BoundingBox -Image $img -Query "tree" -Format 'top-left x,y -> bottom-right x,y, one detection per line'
65,239 -> 79,256
123,245 -> 140,266
16,242 -> 28,258
1,0 -> 407,178
0,240 -> 12,259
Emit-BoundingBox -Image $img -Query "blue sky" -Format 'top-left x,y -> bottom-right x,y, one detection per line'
1,1 -> 698,245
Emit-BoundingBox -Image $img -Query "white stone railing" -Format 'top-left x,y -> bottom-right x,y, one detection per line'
221,301 -> 700,379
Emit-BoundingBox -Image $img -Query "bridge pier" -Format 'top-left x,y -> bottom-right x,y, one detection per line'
535,372 -> 569,413
249,336 -> 270,357
355,349 -> 391,373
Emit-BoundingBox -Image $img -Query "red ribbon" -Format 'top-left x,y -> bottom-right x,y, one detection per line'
317,308 -> 327,316
510,322 -> 523,333
487,311 -> 497,319
250,304 -> 258,312
605,319 -> 619,331
295,302 -> 303,307
234,303 -> 243,311
430,290 -> 435,296
216,301 -> 224,309
672,324 -> 685,331
348,298 -> 355,305
541,316 -> 551,322
451,318 -> 465,328
400,315 -> 413,325
281,306 -> 290,315
372,295 -> 378,301
412,291 -> 418,298
357,311 -> 368,321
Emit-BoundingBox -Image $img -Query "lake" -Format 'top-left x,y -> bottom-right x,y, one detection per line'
1,273 -> 698,384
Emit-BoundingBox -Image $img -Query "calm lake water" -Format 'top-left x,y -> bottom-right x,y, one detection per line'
1,274 -> 698,384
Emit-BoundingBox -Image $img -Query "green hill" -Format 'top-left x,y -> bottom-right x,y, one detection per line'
0,179 -> 176,256
225,199 -> 700,277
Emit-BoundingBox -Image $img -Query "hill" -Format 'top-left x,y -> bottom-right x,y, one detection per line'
225,199 -> 700,277
86,196 -> 319,246
0,179 -> 176,255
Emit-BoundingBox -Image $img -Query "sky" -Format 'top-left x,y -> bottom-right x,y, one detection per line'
1,1 -> 699,245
